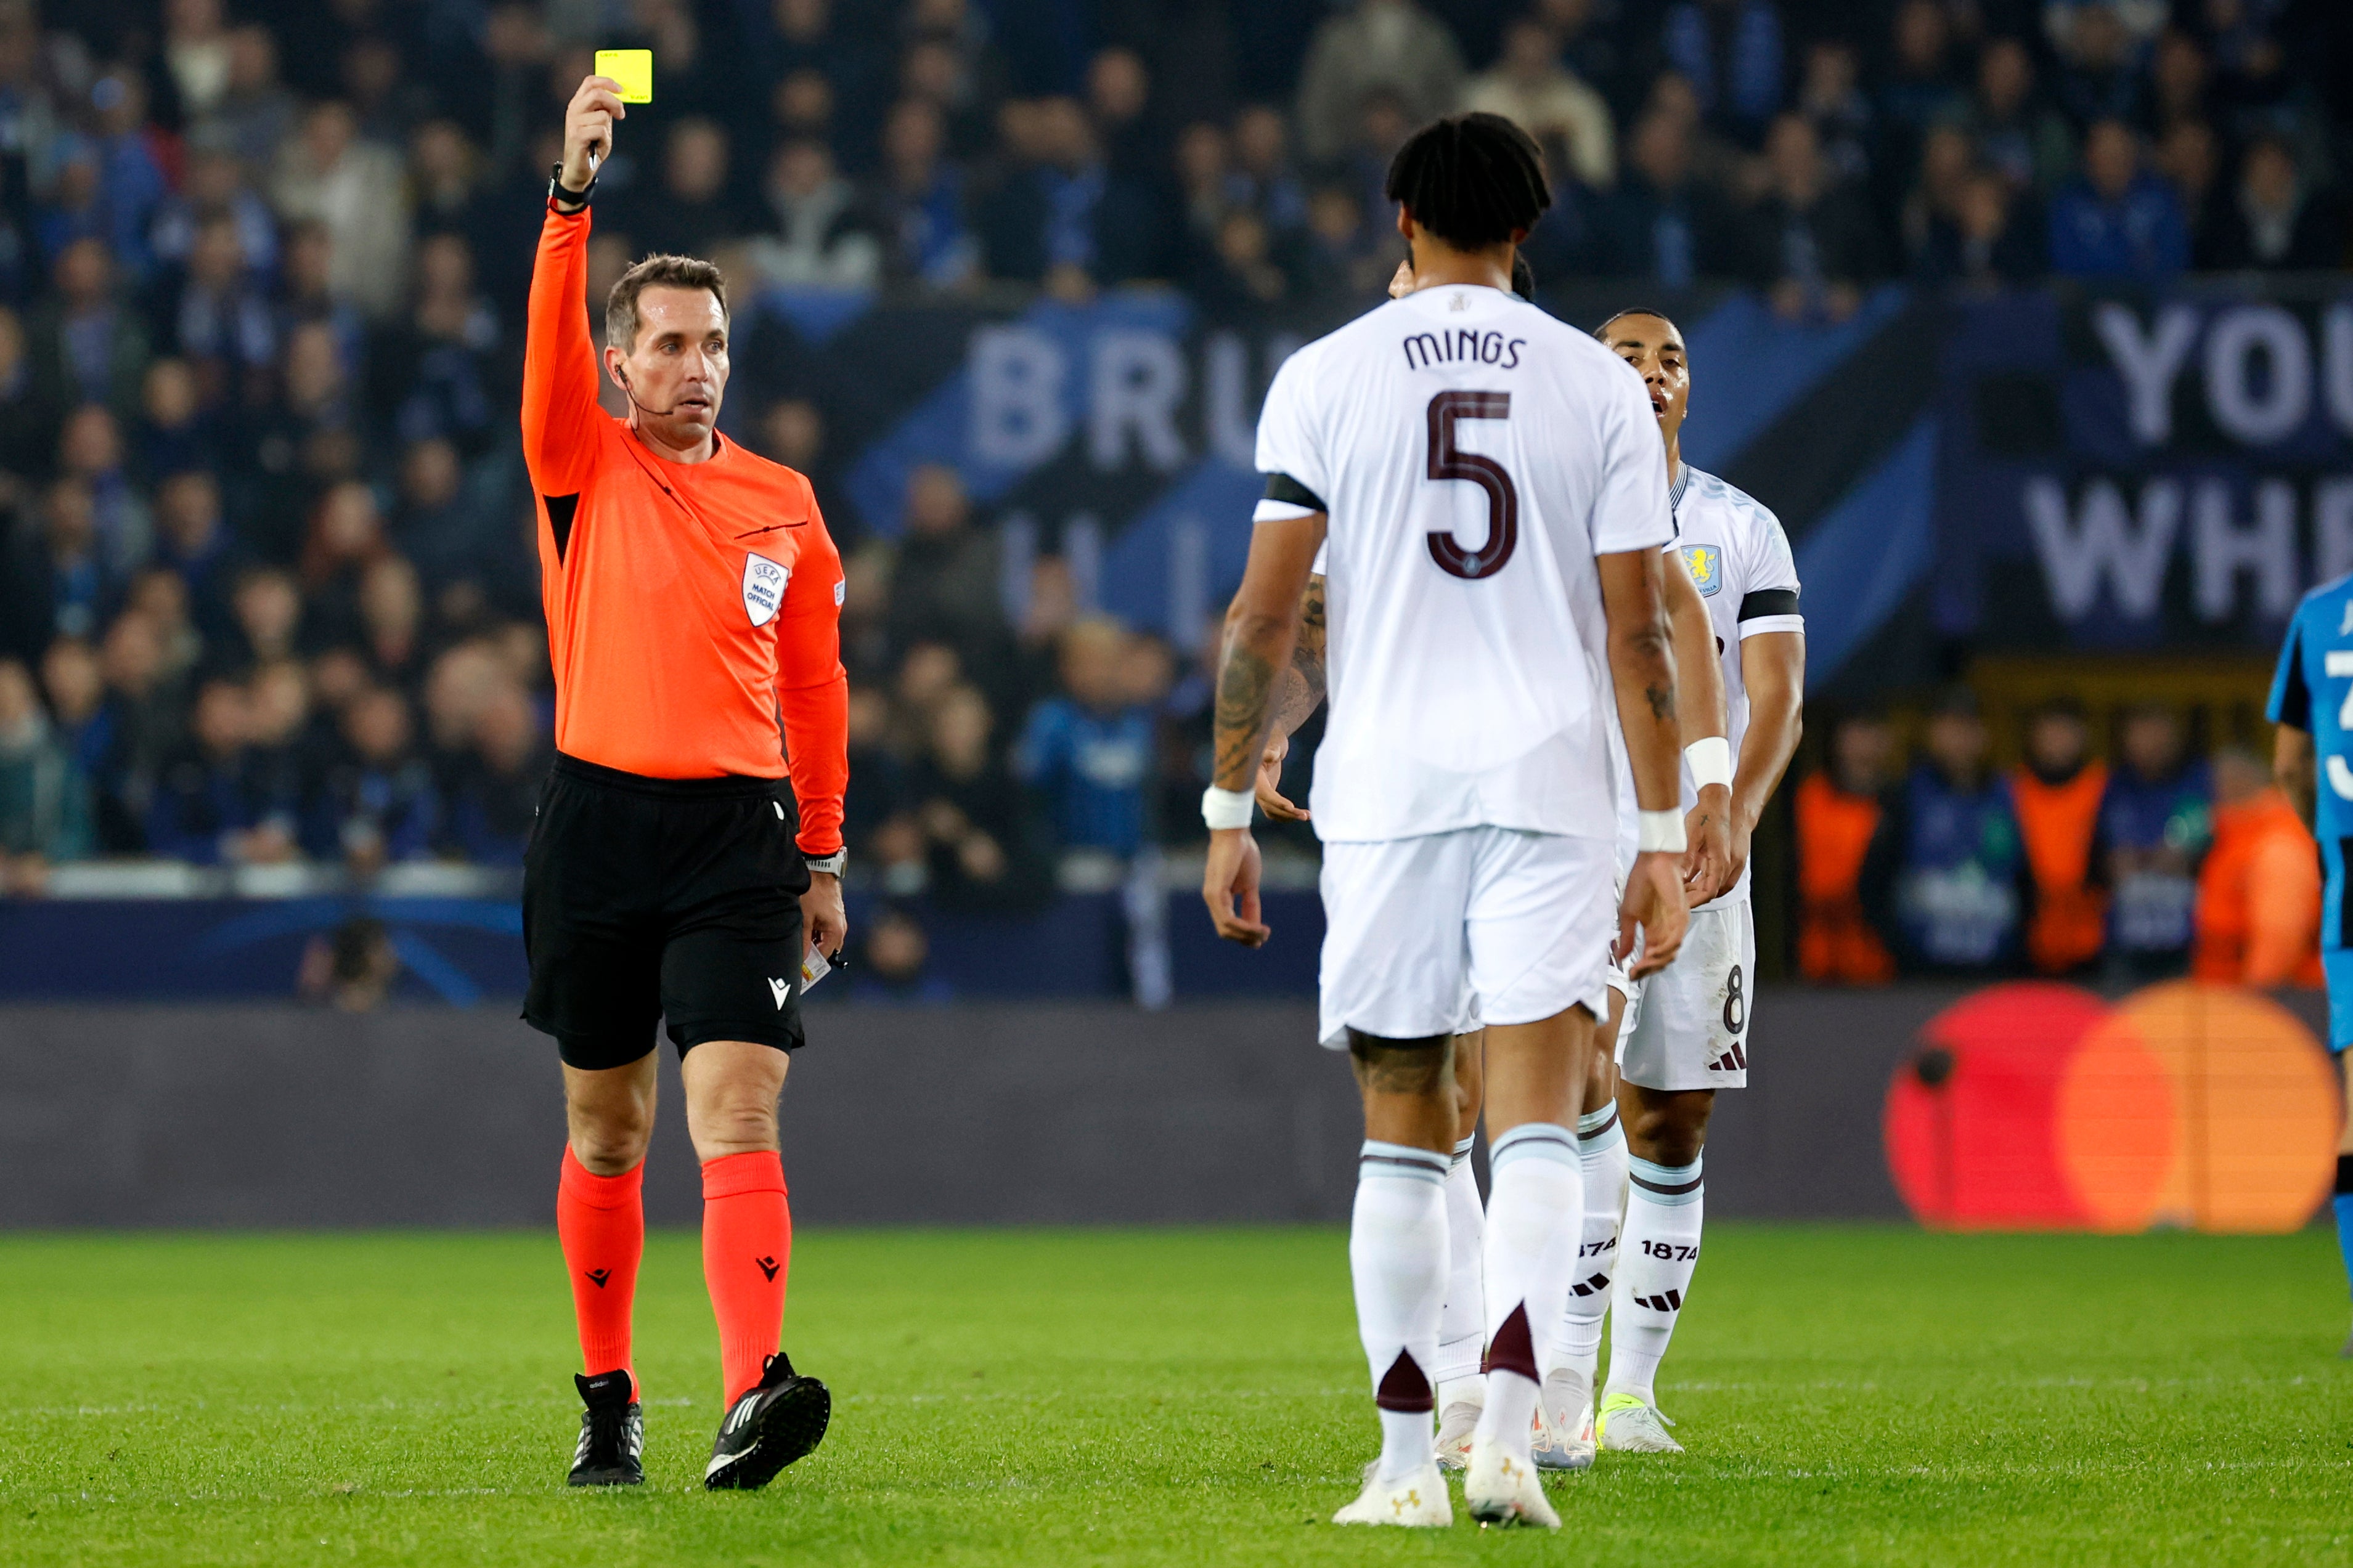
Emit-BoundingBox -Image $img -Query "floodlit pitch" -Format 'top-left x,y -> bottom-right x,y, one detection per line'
4,1225 -> 2350,1565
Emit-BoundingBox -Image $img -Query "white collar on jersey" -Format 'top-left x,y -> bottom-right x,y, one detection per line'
1670,463 -> 1692,515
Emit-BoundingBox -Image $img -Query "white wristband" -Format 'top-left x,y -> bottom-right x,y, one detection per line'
1686,735 -> 1735,791
1202,786 -> 1255,831
1637,808 -> 1687,854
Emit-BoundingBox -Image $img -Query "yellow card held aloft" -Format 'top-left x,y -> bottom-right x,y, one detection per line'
595,49 -> 653,103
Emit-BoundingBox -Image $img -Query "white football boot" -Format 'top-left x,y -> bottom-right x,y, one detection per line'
1332,1458 -> 1453,1527
1596,1391 -> 1683,1453
1530,1376 -> 1594,1471
1433,1395 -> 1482,1473
1463,1436 -> 1560,1529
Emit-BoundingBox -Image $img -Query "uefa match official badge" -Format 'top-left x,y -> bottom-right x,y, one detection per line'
743,553 -> 789,626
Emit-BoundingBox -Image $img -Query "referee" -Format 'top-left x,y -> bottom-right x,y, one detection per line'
526,74 -> 848,1492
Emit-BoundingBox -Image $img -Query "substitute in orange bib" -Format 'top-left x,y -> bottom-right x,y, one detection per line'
524,73 -> 846,1494
2193,745 -> 2320,988
1796,710 -> 1896,985
2011,696 -> 2108,978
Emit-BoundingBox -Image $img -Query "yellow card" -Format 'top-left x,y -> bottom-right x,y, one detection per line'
595,49 -> 653,104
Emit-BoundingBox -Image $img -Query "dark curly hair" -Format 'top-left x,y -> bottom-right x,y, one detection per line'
1384,113 -> 1551,251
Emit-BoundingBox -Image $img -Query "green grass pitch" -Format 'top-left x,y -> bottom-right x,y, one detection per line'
4,1225 -> 2351,1565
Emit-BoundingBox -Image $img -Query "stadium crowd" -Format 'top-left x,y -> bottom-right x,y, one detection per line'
1796,691 -> 2323,991
0,0 -> 2344,969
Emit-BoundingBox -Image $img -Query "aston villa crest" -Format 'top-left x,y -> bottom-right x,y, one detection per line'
1680,544 -> 1722,596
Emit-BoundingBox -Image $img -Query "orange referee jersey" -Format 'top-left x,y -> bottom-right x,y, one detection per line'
522,205 -> 847,854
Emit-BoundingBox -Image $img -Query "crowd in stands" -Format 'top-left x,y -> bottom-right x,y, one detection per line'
839,459 -> 1260,913
0,0 -> 2346,917
1796,691 -> 2322,989
423,0 -> 2349,306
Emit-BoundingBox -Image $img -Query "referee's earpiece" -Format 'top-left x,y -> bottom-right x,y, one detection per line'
614,362 -> 680,420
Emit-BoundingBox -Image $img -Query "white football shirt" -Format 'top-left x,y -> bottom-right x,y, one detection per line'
1607,462 -> 1805,908
1255,283 -> 1673,843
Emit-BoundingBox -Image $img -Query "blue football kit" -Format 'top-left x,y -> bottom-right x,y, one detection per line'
2270,573 -> 2353,1312
2267,573 -> 2353,1054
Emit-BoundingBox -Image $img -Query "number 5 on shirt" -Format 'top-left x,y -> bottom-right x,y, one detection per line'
1425,391 -> 1517,580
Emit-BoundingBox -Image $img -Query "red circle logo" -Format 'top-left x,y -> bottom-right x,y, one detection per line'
1885,981 -> 2335,1232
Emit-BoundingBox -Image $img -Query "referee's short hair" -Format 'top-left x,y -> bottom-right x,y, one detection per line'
606,254 -> 730,352
1385,113 -> 1551,251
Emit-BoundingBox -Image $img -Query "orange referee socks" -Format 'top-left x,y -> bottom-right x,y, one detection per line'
701,1152 -> 791,1403
557,1147 -> 643,1391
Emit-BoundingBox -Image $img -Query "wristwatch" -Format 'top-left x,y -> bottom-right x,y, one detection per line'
547,162 -> 598,211
804,850 -> 847,877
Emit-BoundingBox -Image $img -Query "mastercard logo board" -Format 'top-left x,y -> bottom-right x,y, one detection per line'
1883,981 -> 2336,1233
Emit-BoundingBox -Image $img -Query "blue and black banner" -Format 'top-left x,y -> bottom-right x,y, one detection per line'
734,280 -> 1944,686
1933,282 -> 2353,654
734,276 -> 2350,691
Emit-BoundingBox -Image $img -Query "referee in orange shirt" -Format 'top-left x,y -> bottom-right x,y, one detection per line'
528,74 -> 847,1492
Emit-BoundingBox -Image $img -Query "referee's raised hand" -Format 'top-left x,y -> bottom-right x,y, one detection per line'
562,75 -> 626,190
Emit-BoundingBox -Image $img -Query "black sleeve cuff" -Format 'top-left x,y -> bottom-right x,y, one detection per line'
2277,627 -> 2311,728
1262,472 -> 1327,513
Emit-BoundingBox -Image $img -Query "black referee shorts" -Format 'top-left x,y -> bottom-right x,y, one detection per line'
522,753 -> 811,1070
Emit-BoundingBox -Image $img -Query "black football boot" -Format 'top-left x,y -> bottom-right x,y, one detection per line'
568,1371 -> 645,1486
703,1352 -> 830,1490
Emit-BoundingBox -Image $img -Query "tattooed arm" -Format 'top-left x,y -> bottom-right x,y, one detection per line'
1599,545 -> 1688,978
1204,513 -> 1326,945
1270,573 -> 1329,737
1256,573 -> 1327,821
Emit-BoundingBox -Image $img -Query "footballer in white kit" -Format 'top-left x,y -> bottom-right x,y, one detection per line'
1201,115 -> 1692,1530
1615,461 -> 1803,1089
1246,258 -> 1741,1486
1251,277 -> 1671,1059
1568,310 -> 1808,1460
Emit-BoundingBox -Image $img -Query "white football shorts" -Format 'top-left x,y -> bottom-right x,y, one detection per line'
1318,827 -> 1613,1049
1615,896 -> 1755,1091
1604,928 -> 1639,1005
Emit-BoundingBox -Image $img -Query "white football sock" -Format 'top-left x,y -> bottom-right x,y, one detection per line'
1471,1123 -> 1582,1459
1432,1134 -> 1485,1403
1604,1151 -> 1704,1408
1350,1140 -> 1451,1481
1546,1103 -> 1627,1429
